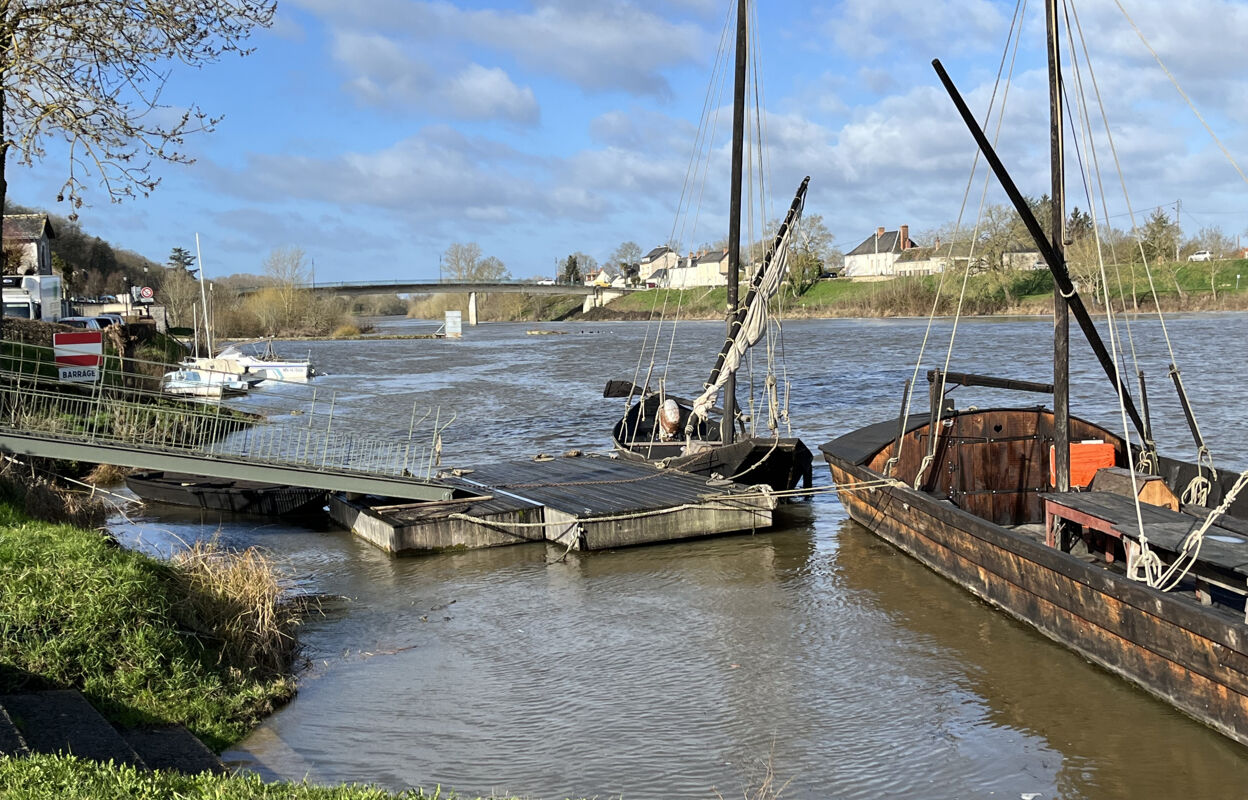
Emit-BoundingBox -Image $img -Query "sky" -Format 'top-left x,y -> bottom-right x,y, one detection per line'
10,0 -> 1248,282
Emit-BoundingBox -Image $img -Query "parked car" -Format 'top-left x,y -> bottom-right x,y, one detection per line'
58,316 -> 104,330
95,314 -> 125,327
1189,250 -> 1214,262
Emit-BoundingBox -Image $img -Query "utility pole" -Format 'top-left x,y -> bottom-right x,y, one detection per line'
1175,199 -> 1182,262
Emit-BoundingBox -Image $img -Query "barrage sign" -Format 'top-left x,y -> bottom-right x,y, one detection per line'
53,330 -> 103,383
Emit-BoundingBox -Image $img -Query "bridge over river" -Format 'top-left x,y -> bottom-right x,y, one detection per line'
239,279 -> 640,324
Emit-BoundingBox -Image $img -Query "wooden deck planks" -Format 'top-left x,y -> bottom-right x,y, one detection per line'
1043,491 -> 1248,576
337,454 -> 775,553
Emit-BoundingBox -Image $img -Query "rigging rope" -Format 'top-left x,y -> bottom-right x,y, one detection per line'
1061,0 -> 1149,543
908,0 -> 1028,489
1112,0 -> 1248,190
1129,468 -> 1248,592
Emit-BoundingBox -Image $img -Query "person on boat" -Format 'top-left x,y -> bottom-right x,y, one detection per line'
658,399 -> 681,441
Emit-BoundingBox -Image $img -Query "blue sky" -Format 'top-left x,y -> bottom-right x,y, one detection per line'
10,0 -> 1248,282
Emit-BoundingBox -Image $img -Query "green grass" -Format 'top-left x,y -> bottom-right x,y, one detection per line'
0,754 -> 538,800
0,503 -> 294,751
604,286 -> 729,317
599,258 -> 1248,320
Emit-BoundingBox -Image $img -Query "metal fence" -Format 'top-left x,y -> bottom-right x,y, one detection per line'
0,346 -> 447,481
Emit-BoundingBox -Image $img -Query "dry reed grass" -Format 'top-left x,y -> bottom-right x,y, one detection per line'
715,746 -> 793,800
0,459 -> 110,528
171,540 -> 305,677
84,462 -> 131,486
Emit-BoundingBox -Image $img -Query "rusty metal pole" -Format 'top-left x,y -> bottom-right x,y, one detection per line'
1047,0 -> 1071,493
721,0 -> 747,446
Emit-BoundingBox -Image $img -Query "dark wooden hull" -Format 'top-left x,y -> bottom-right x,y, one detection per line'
612,394 -> 812,492
125,470 -> 327,517
821,408 -> 1248,746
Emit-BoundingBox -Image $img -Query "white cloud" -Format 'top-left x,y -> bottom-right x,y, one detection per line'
443,65 -> 539,124
822,0 -> 1007,60
328,31 -> 538,124
291,0 -> 707,98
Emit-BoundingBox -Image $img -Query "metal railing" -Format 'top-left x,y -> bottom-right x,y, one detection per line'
0,345 -> 450,481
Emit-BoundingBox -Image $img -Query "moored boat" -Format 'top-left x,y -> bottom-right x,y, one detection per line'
161,367 -> 255,398
822,0 -> 1248,747
607,0 -> 812,493
215,339 -> 317,383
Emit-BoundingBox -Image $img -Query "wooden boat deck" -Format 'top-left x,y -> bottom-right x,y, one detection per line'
1043,491 -> 1248,616
456,455 -> 752,513
452,454 -> 775,550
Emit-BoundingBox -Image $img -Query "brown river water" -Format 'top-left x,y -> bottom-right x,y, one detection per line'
112,313 -> 1248,799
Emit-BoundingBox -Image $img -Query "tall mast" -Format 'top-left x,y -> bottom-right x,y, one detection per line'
722,0 -> 747,445
1047,0 -> 1070,492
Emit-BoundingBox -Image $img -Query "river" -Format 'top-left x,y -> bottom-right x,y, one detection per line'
111,313 -> 1248,799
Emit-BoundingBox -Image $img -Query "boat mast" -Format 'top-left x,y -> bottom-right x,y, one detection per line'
722,0 -> 747,446
1047,0 -> 1071,493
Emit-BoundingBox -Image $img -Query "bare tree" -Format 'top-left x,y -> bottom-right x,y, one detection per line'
260,246 -> 310,331
159,266 -> 202,328
1,1 -> 275,217
609,241 -> 642,280
1191,225 -> 1235,300
441,242 -> 510,282
788,213 -> 837,293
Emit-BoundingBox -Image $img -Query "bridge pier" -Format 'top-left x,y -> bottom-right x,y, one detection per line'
582,287 -> 625,314
467,292 -> 478,326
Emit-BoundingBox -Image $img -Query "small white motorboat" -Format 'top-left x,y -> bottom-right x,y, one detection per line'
214,339 -> 317,383
161,368 -> 254,398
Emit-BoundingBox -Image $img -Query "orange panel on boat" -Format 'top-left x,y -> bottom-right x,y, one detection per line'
1050,441 -> 1117,488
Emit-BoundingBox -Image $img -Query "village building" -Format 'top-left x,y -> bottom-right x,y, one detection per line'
843,225 -> 918,278
2,214 -> 57,275
583,268 -> 615,287
639,246 -> 679,282
665,249 -> 729,288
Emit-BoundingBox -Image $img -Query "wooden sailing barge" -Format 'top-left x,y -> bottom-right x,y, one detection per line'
823,1 -> 1248,746
610,0 -> 812,493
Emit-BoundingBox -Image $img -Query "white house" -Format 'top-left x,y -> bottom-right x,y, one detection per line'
843,225 -> 918,278
2,214 -> 57,275
639,245 -> 679,282
583,268 -> 614,287
665,249 -> 729,288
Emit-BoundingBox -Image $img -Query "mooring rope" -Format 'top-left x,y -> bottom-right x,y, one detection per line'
1129,468 -> 1248,592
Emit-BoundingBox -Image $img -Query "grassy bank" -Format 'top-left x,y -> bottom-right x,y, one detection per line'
0,754 -> 533,799
588,258 -> 1248,321
0,501 -> 297,751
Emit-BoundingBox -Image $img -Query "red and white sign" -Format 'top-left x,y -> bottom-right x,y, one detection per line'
53,330 -> 103,383
139,286 -> 154,299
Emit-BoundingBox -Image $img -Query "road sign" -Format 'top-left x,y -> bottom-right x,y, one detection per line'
139,286 -> 154,299
53,330 -> 102,383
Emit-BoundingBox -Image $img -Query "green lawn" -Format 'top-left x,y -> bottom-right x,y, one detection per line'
0,501 -> 294,751
0,754 -> 537,800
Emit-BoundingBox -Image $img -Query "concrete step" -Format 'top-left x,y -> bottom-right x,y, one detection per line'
122,726 -> 226,775
0,703 -> 29,757
0,690 -> 145,769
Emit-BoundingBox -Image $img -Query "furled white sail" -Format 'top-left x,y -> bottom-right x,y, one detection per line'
689,207 -> 802,427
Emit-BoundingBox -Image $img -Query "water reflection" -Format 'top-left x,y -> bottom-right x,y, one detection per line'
832,517 -> 1248,800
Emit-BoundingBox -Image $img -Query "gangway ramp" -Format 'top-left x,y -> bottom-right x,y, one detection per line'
0,430 -> 456,502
